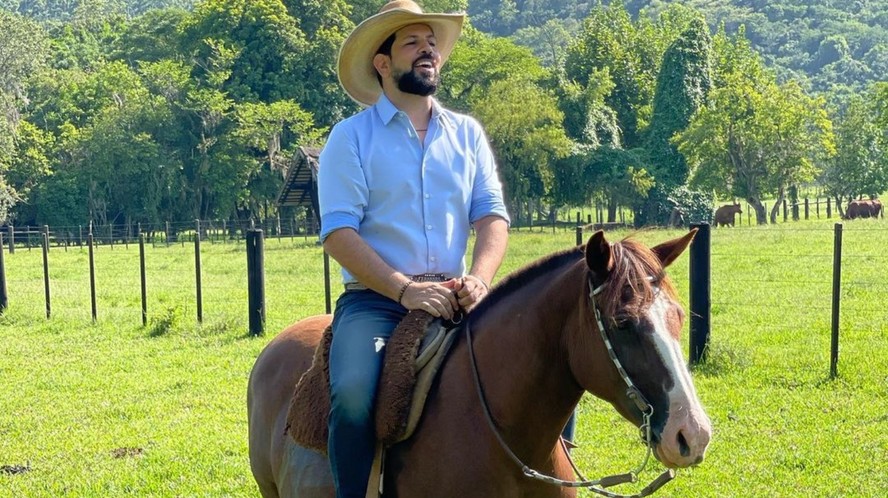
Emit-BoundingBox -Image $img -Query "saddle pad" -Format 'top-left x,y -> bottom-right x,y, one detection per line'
286,310 -> 458,451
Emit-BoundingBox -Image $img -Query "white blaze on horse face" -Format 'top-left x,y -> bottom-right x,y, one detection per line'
646,293 -> 712,468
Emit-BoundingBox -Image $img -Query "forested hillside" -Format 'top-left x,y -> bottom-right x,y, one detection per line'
471,0 -> 888,96
3,0 -> 885,94
0,0 -> 885,231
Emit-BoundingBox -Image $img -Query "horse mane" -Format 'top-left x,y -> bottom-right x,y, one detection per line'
469,245 -> 583,318
469,236 -> 677,325
596,237 -> 677,324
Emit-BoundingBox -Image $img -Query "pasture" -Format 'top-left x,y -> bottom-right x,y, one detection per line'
1,219 -> 886,497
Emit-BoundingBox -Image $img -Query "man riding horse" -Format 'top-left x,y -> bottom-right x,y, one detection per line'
317,2 -> 510,496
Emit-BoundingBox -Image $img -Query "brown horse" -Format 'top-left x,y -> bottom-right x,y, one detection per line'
248,230 -> 712,497
713,203 -> 742,227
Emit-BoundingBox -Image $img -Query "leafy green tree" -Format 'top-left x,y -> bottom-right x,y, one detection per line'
231,100 -> 324,217
180,0 -> 307,103
638,16 -> 712,226
0,11 -> 49,99
470,76 -> 570,224
511,18 -> 577,68
565,3 -> 647,149
820,92 -> 888,213
554,145 -> 654,222
440,26 -> 547,112
644,17 -> 712,191
675,31 -> 835,225
114,7 -> 189,65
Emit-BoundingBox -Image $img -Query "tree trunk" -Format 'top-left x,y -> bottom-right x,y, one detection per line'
607,199 -> 617,223
770,188 -> 786,224
747,197 -> 768,225
834,195 -> 846,219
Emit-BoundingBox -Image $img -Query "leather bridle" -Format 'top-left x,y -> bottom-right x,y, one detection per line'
464,275 -> 675,498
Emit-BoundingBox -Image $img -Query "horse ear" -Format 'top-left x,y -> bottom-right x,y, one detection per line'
585,230 -> 614,282
651,228 -> 698,268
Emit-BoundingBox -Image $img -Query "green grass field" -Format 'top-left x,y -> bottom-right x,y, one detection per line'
1,218 -> 886,497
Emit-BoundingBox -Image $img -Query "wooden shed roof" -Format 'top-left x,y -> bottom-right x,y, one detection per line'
277,146 -> 321,208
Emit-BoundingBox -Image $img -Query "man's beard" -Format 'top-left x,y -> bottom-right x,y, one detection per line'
393,64 -> 439,96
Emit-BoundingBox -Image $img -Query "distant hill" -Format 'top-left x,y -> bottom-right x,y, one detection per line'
4,0 -> 885,95
0,0 -> 195,20
468,0 -> 888,96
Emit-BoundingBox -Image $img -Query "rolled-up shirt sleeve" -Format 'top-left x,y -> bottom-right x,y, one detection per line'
318,123 -> 367,242
469,124 -> 511,225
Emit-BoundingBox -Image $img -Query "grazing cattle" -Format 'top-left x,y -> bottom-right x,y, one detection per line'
714,203 -> 742,227
845,199 -> 883,219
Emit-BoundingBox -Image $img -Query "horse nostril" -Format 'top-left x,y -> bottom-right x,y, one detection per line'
677,432 -> 690,457
694,455 -> 704,465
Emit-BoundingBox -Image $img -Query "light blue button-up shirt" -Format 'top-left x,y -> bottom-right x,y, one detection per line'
318,94 -> 510,284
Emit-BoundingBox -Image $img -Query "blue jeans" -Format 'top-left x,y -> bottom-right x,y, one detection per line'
328,290 -> 407,498
563,411 -> 576,443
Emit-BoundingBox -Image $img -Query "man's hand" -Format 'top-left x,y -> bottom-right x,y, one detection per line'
399,281 -> 460,320
448,275 -> 489,312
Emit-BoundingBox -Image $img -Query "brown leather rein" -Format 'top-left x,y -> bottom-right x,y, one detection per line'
464,276 -> 675,498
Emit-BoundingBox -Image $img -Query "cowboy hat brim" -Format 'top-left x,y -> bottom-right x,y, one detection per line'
338,9 -> 464,107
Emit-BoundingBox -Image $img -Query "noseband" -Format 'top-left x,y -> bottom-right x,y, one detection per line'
464,275 -> 675,498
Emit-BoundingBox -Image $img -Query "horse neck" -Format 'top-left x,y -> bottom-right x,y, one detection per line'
466,261 -> 586,460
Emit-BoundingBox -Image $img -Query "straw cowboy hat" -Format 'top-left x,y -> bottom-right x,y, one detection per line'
338,0 -> 465,106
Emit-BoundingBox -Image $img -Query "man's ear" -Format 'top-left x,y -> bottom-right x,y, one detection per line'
372,53 -> 390,80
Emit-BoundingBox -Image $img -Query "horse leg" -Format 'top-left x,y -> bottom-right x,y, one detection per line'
276,440 -> 335,498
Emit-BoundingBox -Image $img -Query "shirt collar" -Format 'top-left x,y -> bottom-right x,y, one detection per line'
374,93 -> 452,129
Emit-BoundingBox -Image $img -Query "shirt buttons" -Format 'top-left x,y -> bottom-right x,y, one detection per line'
424,193 -> 430,199
426,225 -> 433,230
430,256 -> 437,262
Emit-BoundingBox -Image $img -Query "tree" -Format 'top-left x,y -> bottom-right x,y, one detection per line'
644,17 -> 712,191
820,92 -> 888,213
470,76 -> 571,224
440,26 -> 547,112
231,100 -> 324,218
180,0 -> 308,103
675,35 -> 835,225
553,145 -> 654,222
511,18 -> 577,68
638,16 -> 712,226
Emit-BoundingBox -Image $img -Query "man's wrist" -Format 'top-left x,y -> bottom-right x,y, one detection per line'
396,280 -> 414,304
467,274 -> 489,291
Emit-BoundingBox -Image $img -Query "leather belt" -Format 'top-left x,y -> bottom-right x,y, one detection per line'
344,273 -> 449,292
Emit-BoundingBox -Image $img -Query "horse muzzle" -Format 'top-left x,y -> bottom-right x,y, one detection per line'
653,406 -> 712,468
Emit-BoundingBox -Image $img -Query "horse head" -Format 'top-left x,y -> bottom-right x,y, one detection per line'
571,230 -> 711,469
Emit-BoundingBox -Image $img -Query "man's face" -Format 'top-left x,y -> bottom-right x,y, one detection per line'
389,24 -> 441,96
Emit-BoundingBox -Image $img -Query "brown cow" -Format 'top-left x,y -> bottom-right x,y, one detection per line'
714,203 -> 742,227
845,199 -> 883,219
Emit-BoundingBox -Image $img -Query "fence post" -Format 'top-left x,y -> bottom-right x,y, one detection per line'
88,234 -> 97,322
689,223 -> 711,365
139,234 -> 147,327
782,199 -> 788,222
830,223 -> 843,379
165,221 -> 171,247
43,232 -> 51,318
43,225 -> 50,252
246,229 -> 266,335
804,198 -> 809,220
827,197 -> 832,218
195,219 -> 203,323
0,234 -> 6,313
7,225 -> 13,254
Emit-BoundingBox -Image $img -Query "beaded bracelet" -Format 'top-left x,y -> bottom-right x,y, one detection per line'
397,280 -> 414,304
